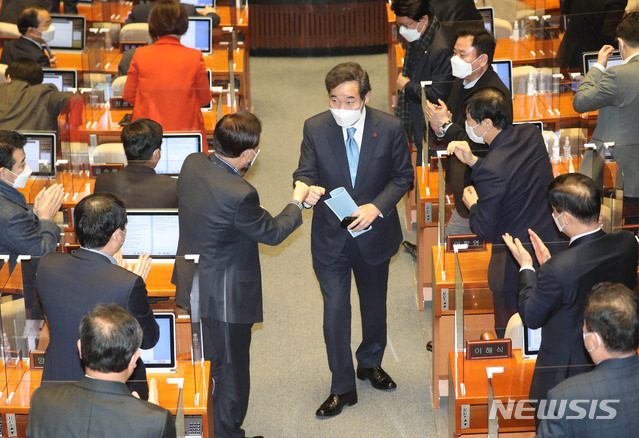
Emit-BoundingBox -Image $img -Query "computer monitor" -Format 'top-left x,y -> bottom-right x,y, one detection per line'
582,50 -> 623,75
181,0 -> 214,8
42,69 -> 77,92
48,14 -> 86,51
140,313 -> 177,373
477,7 -> 495,37
514,120 -> 544,132
522,324 -> 541,359
156,133 -> 202,176
202,69 -> 212,111
491,60 -> 513,95
120,209 -> 179,257
182,17 -> 212,55
21,132 -> 56,177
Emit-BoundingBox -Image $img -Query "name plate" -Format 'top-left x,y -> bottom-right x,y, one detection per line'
110,97 -> 134,110
90,163 -> 124,178
446,234 -> 486,252
29,350 -> 46,369
466,339 -> 512,360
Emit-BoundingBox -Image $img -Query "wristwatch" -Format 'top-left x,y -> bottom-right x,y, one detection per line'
439,120 -> 453,135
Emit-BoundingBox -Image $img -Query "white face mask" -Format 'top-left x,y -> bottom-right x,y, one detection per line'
241,148 -> 259,176
330,100 -> 364,127
465,120 -> 487,144
399,24 -> 421,43
552,211 -> 565,234
450,55 -> 480,79
583,331 -> 600,353
40,25 -> 55,43
113,229 -> 126,245
7,164 -> 32,189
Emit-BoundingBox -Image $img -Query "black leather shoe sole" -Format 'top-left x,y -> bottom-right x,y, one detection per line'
402,241 -> 417,258
316,389 -> 358,417
356,367 -> 397,390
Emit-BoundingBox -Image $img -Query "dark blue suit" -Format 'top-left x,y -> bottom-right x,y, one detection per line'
293,107 -> 413,394
468,124 -> 562,336
518,229 -> 638,403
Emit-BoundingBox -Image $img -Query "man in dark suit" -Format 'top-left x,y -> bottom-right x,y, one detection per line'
0,59 -> 72,132
391,0 -> 454,165
447,88 -> 561,337
431,0 -> 482,34
125,0 -> 220,27
537,282 -> 639,437
557,0 -> 627,69
425,28 -> 511,236
293,62 -> 414,417
503,173 -> 638,427
26,303 -> 176,438
172,112 -> 309,438
0,4 -> 56,67
94,118 -> 178,208
36,192 -> 159,399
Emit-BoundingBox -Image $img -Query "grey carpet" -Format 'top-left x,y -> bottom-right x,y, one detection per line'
238,55 -> 437,438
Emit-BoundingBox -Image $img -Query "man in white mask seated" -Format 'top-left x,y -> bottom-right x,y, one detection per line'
0,130 -> 63,272
0,4 -> 56,67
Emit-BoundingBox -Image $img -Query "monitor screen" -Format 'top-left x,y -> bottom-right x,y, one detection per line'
491,60 -> 513,94
514,121 -> 544,132
140,313 -> 177,372
49,14 -> 86,51
182,17 -> 212,54
21,132 -> 56,177
523,325 -> 542,359
583,51 -> 623,75
181,0 -> 214,7
120,209 -> 179,257
478,7 -> 495,37
42,69 -> 77,92
156,133 -> 202,175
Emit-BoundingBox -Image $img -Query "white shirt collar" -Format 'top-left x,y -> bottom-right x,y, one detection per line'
570,226 -> 602,244
463,69 -> 487,89
623,52 -> 639,64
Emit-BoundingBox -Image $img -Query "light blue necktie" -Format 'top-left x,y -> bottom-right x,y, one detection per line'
346,127 -> 359,186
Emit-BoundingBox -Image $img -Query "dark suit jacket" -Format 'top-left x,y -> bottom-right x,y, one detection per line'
94,164 -> 178,208
468,124 -> 561,293
0,36 -> 50,67
125,2 -> 220,27
293,107 -> 414,266
36,249 -> 159,386
443,67 -> 513,218
557,0 -> 627,69
519,229 -> 638,401
432,0 -> 482,33
0,80 -> 71,132
26,376 -> 176,438
172,153 -> 303,323
537,354 -> 639,437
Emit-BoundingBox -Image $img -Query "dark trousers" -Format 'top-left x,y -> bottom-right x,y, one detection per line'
202,318 -> 252,438
313,237 -> 390,394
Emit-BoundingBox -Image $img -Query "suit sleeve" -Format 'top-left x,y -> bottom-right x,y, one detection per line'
195,56 -> 212,107
3,210 -> 60,259
293,120 -> 320,187
233,188 -> 302,246
518,264 -> 564,329
370,121 -> 414,216
403,46 -> 454,104
573,68 -> 618,113
161,409 -> 177,438
535,387 -> 569,438
126,275 -> 159,349
123,55 -> 139,105
468,165 -> 506,242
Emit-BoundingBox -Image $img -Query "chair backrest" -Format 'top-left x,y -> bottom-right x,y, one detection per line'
112,75 -> 127,97
0,22 -> 20,38
512,65 -> 536,95
627,0 -> 639,12
494,18 -> 513,39
504,313 -> 523,350
0,63 -> 7,84
119,23 -> 152,45
92,143 -> 128,166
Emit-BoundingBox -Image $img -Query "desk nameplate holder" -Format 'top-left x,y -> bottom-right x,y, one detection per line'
466,339 -> 512,360
110,97 -> 133,110
446,234 -> 486,252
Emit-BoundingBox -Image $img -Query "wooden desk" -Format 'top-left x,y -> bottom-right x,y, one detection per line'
1,361 -> 211,438
448,351 -> 536,437
494,36 -> 560,67
431,247 -> 493,409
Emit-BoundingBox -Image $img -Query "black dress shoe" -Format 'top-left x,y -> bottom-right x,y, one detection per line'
356,366 -> 397,390
427,340 -> 433,351
402,240 -> 417,258
315,388 -> 357,417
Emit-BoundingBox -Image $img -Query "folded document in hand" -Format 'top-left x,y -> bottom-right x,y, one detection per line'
324,187 -> 372,238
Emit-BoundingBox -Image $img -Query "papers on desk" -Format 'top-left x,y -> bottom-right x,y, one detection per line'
324,187 -> 371,238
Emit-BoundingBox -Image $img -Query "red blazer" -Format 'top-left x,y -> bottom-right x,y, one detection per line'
123,36 -> 211,140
